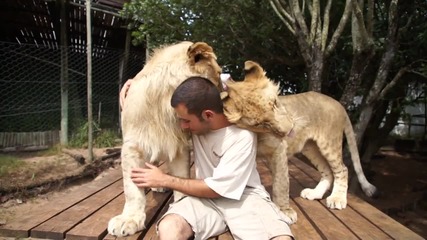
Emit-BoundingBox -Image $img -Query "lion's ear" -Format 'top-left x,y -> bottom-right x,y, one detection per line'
243,60 -> 265,82
187,42 -> 216,65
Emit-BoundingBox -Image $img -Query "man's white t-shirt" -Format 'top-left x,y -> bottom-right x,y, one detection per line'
192,125 -> 269,200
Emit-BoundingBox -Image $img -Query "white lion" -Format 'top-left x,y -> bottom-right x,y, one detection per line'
108,41 -> 222,237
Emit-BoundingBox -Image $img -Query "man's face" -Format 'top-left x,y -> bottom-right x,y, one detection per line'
175,103 -> 210,135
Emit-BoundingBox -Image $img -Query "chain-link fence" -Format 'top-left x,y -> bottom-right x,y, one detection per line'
0,41 -> 145,149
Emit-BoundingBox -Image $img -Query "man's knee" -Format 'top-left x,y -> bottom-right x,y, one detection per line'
158,214 -> 193,239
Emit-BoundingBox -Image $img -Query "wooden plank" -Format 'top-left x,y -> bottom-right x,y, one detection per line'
321,198 -> 392,240
102,190 -> 174,240
347,194 -> 424,240
141,196 -> 174,240
139,191 -> 174,237
0,168 -> 123,238
287,160 -> 359,239
256,159 -> 323,239
68,189 -> 173,240
0,131 -> 60,149
289,158 -> 391,239
66,193 -> 125,240
290,157 -> 424,240
101,162 -> 172,240
288,199 -> 323,240
289,160 -> 392,239
30,180 -> 124,239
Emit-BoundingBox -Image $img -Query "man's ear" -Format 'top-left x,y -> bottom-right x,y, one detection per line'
202,110 -> 215,120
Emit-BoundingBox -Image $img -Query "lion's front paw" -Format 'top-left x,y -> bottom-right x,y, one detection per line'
326,194 -> 347,209
300,188 -> 324,200
280,207 -> 298,225
108,213 -> 146,237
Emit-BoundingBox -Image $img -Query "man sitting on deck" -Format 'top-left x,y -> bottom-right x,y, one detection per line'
123,77 -> 294,240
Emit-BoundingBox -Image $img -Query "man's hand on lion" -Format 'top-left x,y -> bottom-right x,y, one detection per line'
131,163 -> 167,188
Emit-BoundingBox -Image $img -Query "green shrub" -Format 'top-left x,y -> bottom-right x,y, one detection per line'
69,121 -> 120,148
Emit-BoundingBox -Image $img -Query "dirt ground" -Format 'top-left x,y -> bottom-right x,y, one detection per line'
359,148 -> 427,238
0,147 -> 426,238
0,147 -> 121,206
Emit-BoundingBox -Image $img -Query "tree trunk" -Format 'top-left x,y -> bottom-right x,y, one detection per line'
361,87 -> 405,163
308,48 -> 324,92
352,0 -> 400,147
340,50 -> 374,109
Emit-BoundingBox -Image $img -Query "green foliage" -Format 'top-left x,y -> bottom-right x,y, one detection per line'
94,129 -> 120,148
121,0 -> 302,87
69,121 -> 120,148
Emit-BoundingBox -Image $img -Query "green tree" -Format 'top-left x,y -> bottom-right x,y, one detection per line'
122,0 -> 427,164
121,0 -> 305,89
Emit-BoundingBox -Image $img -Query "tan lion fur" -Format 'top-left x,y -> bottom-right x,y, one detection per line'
222,61 -> 377,223
221,61 -> 294,138
108,41 -> 222,237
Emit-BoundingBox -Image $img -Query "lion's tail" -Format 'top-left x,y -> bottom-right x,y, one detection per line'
344,115 -> 378,197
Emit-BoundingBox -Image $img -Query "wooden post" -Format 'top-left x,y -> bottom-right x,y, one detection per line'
98,102 -> 102,125
86,0 -> 93,162
59,0 -> 69,146
424,92 -> 426,140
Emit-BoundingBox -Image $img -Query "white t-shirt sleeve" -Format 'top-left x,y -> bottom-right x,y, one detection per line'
203,130 -> 257,200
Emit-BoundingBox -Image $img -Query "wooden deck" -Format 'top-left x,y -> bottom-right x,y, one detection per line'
0,157 -> 423,240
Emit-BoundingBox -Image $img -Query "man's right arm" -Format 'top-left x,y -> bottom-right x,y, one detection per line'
131,163 -> 221,198
163,174 -> 221,198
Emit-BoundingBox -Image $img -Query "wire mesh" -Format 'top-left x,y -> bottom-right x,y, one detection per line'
0,41 -> 144,144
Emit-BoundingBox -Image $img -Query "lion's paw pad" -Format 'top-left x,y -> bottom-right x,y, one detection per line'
280,207 -> 298,225
108,214 -> 145,237
326,195 -> 347,210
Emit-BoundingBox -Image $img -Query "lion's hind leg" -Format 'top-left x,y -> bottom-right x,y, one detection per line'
300,141 -> 334,201
108,142 -> 146,237
316,139 -> 348,209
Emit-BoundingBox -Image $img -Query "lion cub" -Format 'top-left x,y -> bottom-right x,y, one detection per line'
221,61 -> 294,138
221,61 -> 298,223
221,61 -> 377,222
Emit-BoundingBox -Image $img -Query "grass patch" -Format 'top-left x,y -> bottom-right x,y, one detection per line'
0,154 -> 26,177
35,144 -> 63,157
95,129 -> 119,148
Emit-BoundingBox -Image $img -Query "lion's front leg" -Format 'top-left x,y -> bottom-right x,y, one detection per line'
266,140 -> 297,224
167,146 -> 191,201
108,142 -> 146,237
